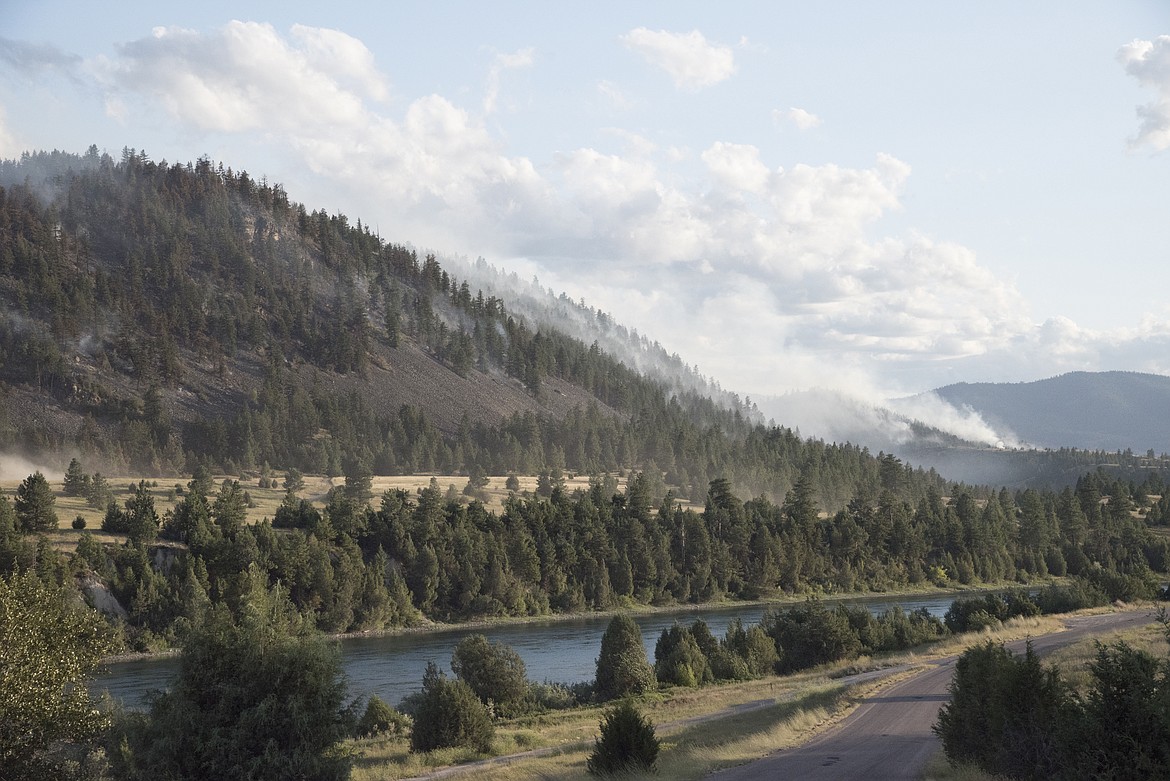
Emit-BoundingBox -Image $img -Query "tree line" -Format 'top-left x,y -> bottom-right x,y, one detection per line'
4,458 -> 1168,654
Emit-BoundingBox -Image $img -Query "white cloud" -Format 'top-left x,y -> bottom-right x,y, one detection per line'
1118,35 -> 1170,151
776,106 -> 822,130
98,22 -> 377,133
620,28 -> 736,90
484,47 -> 534,114
702,141 -> 770,193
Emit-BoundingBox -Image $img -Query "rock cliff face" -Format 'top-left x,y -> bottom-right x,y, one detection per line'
78,573 -> 128,619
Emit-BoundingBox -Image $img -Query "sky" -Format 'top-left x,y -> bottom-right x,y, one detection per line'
2,1 -> 1169,409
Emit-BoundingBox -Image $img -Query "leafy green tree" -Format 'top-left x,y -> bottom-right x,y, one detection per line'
451,633 -> 529,716
119,567 -> 352,780
654,625 -> 712,687
595,614 -> 654,701
0,570 -> 117,779
0,496 -> 35,575
722,618 -> 780,679
1076,640 -> 1170,779
14,472 -> 58,533
587,699 -> 659,776
409,661 -> 494,753
764,599 -> 861,674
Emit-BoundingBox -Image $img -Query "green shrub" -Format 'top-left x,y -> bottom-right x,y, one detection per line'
410,662 -> 494,753
587,700 -> 659,776
451,634 -> 529,716
355,694 -> 410,737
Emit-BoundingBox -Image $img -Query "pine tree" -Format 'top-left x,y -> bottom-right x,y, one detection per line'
62,458 -> 87,497
14,472 -> 58,534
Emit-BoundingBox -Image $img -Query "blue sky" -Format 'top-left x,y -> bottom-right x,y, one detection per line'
2,1 -> 1169,408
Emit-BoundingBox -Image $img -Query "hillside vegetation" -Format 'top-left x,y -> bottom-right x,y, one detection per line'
3,147 -> 948,511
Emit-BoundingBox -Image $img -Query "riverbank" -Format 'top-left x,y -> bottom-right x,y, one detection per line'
99,580 -> 1029,666
354,607 -> 1138,781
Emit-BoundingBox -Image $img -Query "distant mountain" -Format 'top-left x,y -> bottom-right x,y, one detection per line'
929,371 -> 1170,454
753,378 -> 1170,488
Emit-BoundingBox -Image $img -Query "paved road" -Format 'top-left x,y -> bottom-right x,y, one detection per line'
709,609 -> 1159,781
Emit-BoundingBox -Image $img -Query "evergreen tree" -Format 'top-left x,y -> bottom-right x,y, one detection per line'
14,472 -> 58,534
62,458 -> 87,497
595,614 -> 654,701
123,481 -> 160,543
409,661 -> 494,753
587,699 -> 659,776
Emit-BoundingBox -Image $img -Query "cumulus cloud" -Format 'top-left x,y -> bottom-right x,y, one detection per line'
484,47 -> 534,114
1118,35 -> 1170,152
620,27 -> 736,90
96,22 -> 382,133
776,106 -> 822,130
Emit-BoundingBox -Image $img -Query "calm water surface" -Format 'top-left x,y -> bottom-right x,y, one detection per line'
94,593 -> 958,709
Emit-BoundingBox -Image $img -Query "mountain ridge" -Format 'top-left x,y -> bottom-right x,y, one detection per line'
930,370 -> 1170,454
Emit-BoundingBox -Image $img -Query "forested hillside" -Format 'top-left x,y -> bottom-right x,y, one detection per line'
0,147 -> 936,509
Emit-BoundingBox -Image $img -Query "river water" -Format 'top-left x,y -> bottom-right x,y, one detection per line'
94,593 -> 960,709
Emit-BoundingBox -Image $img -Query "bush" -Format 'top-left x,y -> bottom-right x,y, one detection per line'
934,641 -> 1073,779
115,569 -> 352,780
595,614 -> 654,701
587,700 -> 659,776
654,624 -> 711,687
763,599 -> 861,674
71,515 -> 86,530
528,681 -> 581,711
451,634 -> 529,717
355,694 -> 410,737
410,662 -> 494,753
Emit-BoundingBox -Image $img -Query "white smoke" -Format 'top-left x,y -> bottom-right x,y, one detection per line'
754,388 -> 1019,450
0,453 -> 62,483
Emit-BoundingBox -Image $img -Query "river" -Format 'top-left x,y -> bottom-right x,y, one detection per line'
94,592 -> 961,709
